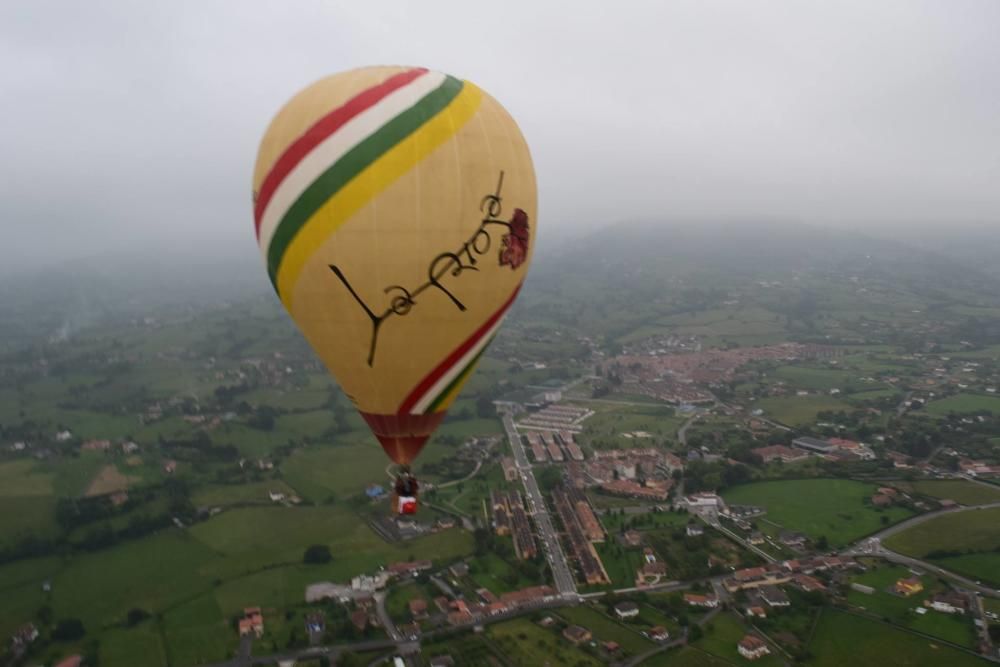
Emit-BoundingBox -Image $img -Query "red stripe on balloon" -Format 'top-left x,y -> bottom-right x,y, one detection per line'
398,283 -> 522,415
254,67 -> 429,237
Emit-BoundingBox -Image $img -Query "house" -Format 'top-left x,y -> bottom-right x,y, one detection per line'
121,441 -> 140,454
745,605 -> 767,619
163,460 -> 177,474
779,530 -> 807,548
871,493 -> 892,507
684,592 -> 720,608
429,656 -> 456,667
791,437 -> 834,454
686,523 -> 705,537
924,592 -> 968,615
55,430 -> 73,442
563,625 -> 592,645
613,601 -> 640,619
649,626 -> 670,641
759,585 -> 790,608
82,439 -> 111,451
268,490 -> 285,502
501,456 -> 519,481
409,599 -> 429,620
350,609 -> 369,631
751,445 -> 807,463
12,623 -> 39,647
449,562 -> 470,578
748,531 -> 766,545
793,574 -> 826,593
54,656 -> 83,667
737,635 -> 771,661
387,560 -> 433,576
239,607 -> 264,638
894,577 -> 923,597
304,611 -> 325,634
623,530 -> 643,547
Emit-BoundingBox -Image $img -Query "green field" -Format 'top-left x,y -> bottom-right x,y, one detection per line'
0,506 -> 472,660
99,623 -> 169,667
639,647 -> 732,666
929,553 -> 1000,587
487,617 -> 601,666
556,604 -> 654,655
753,395 -> 853,426
692,612 -> 782,666
925,393 -> 1000,416
191,480 -> 299,507
846,565 -> 976,647
722,479 -> 913,547
771,365 -> 855,390
898,480 -> 1000,505
807,609 -> 989,667
884,508 -> 1000,558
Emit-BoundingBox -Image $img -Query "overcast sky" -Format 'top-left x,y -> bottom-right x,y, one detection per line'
2,1 -> 998,271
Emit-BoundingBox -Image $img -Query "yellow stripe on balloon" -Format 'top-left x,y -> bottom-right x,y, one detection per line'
276,82 -> 485,307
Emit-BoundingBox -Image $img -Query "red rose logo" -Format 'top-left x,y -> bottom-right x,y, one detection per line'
499,208 -> 529,269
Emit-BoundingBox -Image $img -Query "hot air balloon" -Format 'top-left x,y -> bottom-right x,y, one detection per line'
252,66 -> 536,513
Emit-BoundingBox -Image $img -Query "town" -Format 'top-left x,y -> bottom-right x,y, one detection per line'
3,225 -> 1000,667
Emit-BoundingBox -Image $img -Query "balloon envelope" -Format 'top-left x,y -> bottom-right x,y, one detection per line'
252,66 -> 536,464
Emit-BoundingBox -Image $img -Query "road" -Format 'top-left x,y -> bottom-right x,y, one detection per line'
676,414 -> 700,446
374,591 -> 401,641
502,413 -> 578,597
843,501 -> 1000,599
849,501 -> 1000,543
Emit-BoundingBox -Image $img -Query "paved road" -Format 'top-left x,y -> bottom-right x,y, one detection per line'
502,413 -> 578,597
676,414 -> 699,446
843,501 -> 1000,598
852,501 -> 1000,543
374,591 -> 401,641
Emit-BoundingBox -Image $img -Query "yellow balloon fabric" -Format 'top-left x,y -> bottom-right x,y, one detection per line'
252,66 -> 536,464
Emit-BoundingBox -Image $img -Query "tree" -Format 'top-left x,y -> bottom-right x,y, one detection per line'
53,618 -> 86,641
127,608 -> 151,627
303,544 -> 332,564
816,535 -> 829,550
989,625 -> 1000,643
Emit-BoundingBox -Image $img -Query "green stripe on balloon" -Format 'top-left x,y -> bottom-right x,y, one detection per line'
265,75 -> 465,289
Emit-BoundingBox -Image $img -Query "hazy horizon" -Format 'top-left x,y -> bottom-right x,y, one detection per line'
2,0 -> 999,274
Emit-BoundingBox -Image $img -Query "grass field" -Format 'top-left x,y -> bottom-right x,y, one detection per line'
488,616 -> 601,666
771,365 -> 855,390
639,647 -> 732,666
693,612 -> 783,666
0,460 -> 55,496
281,443 -> 389,502
556,604 -> 654,655
188,505 -> 472,582
161,593 -> 234,667
722,479 -> 913,547
594,541 -> 646,589
191,480 -> 299,507
807,609 -> 989,667
99,623 -> 169,667
884,508 -> 1000,557
929,553 -> 1000,587
846,564 -> 976,647
925,393 -> 1000,416
898,480 -> 1000,505
753,395 -> 853,426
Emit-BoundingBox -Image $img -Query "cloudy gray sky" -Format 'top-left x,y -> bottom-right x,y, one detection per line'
2,0 -> 998,271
